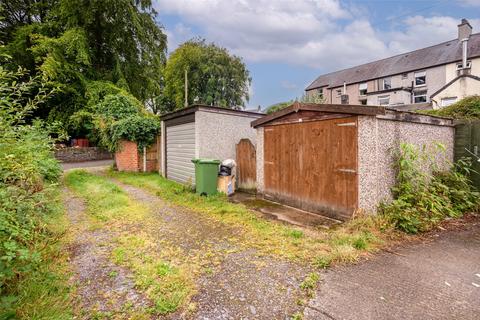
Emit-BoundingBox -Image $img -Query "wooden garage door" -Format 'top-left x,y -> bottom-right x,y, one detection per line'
166,122 -> 196,184
264,117 -> 358,219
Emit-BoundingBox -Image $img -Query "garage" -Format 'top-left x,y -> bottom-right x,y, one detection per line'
160,105 -> 263,184
253,102 -> 455,220
166,122 -> 196,184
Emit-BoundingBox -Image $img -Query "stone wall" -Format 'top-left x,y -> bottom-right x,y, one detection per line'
54,147 -> 112,163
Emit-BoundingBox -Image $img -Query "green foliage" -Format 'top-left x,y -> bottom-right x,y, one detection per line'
93,94 -> 160,151
266,101 -> 292,114
380,143 -> 479,233
164,39 -> 251,111
1,0 -> 167,134
0,59 -> 71,318
423,95 -> 480,119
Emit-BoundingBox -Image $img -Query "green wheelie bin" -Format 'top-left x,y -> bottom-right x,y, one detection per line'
191,159 -> 220,195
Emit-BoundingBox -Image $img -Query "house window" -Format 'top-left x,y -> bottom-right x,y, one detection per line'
359,82 -> 368,95
414,71 -> 426,86
401,73 -> 408,79
360,99 -> 367,105
336,89 -> 342,96
413,90 -> 427,103
378,95 -> 390,106
317,88 -> 323,96
441,97 -> 457,107
382,77 -> 391,90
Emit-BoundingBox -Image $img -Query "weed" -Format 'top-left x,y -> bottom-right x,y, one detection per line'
300,272 -> 320,298
108,271 -> 118,278
108,171 -> 388,266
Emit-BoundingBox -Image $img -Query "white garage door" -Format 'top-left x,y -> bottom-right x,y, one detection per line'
166,122 -> 196,184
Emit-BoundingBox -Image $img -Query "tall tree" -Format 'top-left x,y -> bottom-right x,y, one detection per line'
0,0 -> 167,132
163,39 -> 251,111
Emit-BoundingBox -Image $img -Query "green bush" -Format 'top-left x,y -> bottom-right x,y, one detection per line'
423,95 -> 480,119
1,62 -> 68,317
93,93 -> 160,152
380,143 -> 479,233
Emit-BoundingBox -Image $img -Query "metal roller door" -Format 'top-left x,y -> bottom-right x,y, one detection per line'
166,122 -> 196,184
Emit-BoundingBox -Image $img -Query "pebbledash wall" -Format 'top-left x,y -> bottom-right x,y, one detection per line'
195,109 -> 258,161
255,113 -> 454,214
357,116 -> 454,212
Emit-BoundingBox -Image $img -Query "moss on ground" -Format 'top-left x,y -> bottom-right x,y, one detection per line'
108,171 -> 396,267
65,170 -> 195,316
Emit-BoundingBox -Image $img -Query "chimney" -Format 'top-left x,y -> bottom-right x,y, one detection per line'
458,19 -> 472,40
458,19 -> 472,73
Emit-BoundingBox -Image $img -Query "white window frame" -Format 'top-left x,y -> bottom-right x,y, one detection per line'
378,95 -> 390,106
441,97 -> 457,107
359,82 -> 368,96
414,71 -> 426,87
413,90 -> 427,103
382,77 -> 391,90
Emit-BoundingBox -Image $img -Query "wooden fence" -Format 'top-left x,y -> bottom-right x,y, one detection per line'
454,121 -> 480,189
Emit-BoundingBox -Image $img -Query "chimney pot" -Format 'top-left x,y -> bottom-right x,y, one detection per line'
458,18 -> 472,40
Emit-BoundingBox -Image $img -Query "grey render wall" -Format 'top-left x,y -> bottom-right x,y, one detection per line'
357,116 -> 454,212
256,127 -> 264,192
195,110 -> 261,162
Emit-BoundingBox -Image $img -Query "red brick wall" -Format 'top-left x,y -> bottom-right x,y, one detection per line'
115,138 -> 160,172
115,141 -> 140,172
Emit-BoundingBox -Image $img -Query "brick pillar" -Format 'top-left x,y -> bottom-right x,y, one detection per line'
115,140 -> 140,172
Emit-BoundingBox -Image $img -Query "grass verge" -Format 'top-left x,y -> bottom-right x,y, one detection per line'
64,170 -> 194,316
108,171 -> 397,267
1,187 -> 73,320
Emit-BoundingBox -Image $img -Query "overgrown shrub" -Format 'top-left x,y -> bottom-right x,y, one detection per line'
93,93 -> 161,152
380,143 -> 479,233
423,95 -> 480,120
1,62 -> 68,316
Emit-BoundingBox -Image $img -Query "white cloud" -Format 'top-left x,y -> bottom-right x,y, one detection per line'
154,0 -> 479,71
458,0 -> 480,7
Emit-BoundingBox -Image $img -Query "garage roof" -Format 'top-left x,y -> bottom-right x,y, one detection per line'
251,102 -> 453,128
161,104 -> 264,121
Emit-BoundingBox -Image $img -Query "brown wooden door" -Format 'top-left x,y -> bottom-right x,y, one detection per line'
236,139 -> 257,190
263,117 -> 358,219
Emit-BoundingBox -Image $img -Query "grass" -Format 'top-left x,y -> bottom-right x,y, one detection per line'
64,170 -> 194,316
107,171 -> 396,267
2,188 -> 73,320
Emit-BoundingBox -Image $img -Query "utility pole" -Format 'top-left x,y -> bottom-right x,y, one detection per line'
184,68 -> 188,107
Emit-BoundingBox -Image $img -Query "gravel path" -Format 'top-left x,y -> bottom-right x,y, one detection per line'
112,180 -> 314,319
64,189 -> 151,318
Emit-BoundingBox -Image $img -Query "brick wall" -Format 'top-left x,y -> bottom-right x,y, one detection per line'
115,138 -> 160,172
55,147 -> 112,163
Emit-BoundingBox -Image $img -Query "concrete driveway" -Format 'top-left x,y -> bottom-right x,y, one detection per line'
305,221 -> 480,320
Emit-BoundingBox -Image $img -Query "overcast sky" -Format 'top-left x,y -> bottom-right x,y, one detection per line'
153,0 -> 480,108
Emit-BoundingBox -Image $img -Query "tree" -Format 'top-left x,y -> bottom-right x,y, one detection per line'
163,39 -> 251,111
266,101 -> 293,114
0,0 -> 167,133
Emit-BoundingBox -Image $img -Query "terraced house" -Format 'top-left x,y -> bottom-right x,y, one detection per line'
306,19 -> 480,109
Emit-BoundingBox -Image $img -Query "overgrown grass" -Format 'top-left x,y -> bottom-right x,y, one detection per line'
65,170 -> 194,315
0,187 -> 73,319
422,95 -> 480,120
107,171 -> 393,267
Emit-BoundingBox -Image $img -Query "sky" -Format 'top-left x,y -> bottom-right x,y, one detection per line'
153,0 -> 480,109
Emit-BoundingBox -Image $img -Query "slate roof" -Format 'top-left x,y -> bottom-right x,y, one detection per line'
306,33 -> 480,91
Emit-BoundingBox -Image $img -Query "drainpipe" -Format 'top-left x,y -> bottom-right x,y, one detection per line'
143,146 -> 146,172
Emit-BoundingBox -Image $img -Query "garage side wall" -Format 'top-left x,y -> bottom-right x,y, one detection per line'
358,116 -> 454,213
195,110 -> 259,161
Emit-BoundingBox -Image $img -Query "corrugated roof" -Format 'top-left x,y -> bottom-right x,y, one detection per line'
306,33 -> 480,90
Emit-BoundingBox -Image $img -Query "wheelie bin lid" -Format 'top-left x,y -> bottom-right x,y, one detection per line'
191,159 -> 221,164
